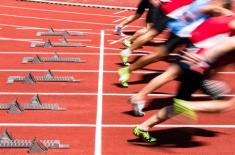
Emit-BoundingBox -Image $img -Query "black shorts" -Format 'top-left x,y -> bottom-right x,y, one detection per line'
136,0 -> 150,15
147,5 -> 172,33
164,33 -> 192,53
176,69 -> 205,100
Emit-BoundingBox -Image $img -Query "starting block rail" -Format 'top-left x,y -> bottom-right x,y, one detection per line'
22,53 -> 86,64
7,70 -> 80,84
36,27 -> 84,37
30,37 -> 85,48
0,129 -> 69,153
0,95 -> 65,113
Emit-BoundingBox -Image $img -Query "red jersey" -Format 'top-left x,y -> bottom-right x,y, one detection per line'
191,15 -> 235,48
160,0 -> 193,18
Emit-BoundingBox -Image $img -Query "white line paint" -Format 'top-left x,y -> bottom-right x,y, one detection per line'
17,27 -> 92,31
0,92 -> 234,97
113,17 -> 127,23
0,69 -> 234,75
109,36 -> 129,44
95,30 -> 104,155
0,123 -> 235,128
0,4 -> 127,18
16,0 -> 137,11
113,10 -> 128,15
0,37 -> 42,42
0,13 -> 141,28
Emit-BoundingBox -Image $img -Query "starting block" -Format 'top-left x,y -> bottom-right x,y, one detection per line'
0,95 -> 65,113
22,53 -> 86,64
36,27 -> 84,37
0,129 -> 69,153
7,70 -> 80,84
30,37 -> 85,48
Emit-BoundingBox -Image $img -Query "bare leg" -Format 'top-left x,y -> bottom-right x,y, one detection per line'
129,28 -> 159,51
133,64 -> 182,101
138,106 -> 174,131
180,97 -> 235,113
129,45 -> 168,72
126,23 -> 153,42
117,14 -> 142,28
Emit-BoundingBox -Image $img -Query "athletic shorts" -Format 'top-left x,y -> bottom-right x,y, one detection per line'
175,68 -> 205,100
148,6 -> 173,33
136,0 -> 150,15
164,33 -> 192,53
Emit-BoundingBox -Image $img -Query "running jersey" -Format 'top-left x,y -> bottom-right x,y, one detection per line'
160,0 -> 193,19
191,15 -> 235,48
184,15 -> 235,73
168,0 -> 210,37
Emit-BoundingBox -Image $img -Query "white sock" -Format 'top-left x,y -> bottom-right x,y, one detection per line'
121,49 -> 132,56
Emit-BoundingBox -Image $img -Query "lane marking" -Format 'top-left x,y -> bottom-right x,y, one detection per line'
113,17 -> 127,23
0,37 -> 42,42
14,0 -> 137,11
113,10 -> 127,15
0,92 -> 234,97
0,123 -> 234,128
17,27 -> 92,31
0,70 -> 234,75
0,13 -> 141,28
0,4 -> 127,18
109,36 -> 129,44
95,30 -> 105,155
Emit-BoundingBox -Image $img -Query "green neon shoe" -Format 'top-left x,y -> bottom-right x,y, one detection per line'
122,39 -> 132,48
173,98 -> 197,121
120,50 -> 131,66
118,67 -> 130,87
133,126 -> 157,143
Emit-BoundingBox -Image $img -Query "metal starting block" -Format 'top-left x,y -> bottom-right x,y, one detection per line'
0,129 -> 69,153
36,27 -> 84,37
0,95 -> 65,113
30,37 -> 85,48
7,70 -> 80,84
22,53 -> 86,64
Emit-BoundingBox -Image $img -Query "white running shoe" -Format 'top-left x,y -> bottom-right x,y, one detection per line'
130,97 -> 145,116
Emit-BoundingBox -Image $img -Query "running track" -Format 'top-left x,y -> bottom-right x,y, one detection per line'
0,0 -> 235,154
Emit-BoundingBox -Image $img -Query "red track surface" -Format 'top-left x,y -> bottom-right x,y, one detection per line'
0,0 -> 235,154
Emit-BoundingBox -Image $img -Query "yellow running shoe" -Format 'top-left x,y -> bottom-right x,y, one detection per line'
120,49 -> 131,66
118,67 -> 130,87
133,126 -> 157,143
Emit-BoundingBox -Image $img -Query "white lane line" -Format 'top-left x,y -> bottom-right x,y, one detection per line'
0,123 -> 235,128
95,30 -> 104,155
0,51 -> 148,55
0,13 -> 141,28
17,27 -> 92,31
0,4 -> 126,18
0,37 -> 42,42
113,17 -> 127,23
0,70 -> 234,75
0,92 -> 234,97
113,10 -> 128,15
109,36 -> 129,44
0,37 -> 90,42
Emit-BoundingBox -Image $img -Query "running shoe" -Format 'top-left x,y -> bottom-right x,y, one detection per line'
118,67 -> 130,87
120,49 -> 131,66
173,98 -> 197,121
115,25 -> 125,36
133,126 -> 157,143
122,39 -> 132,48
130,96 -> 145,116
